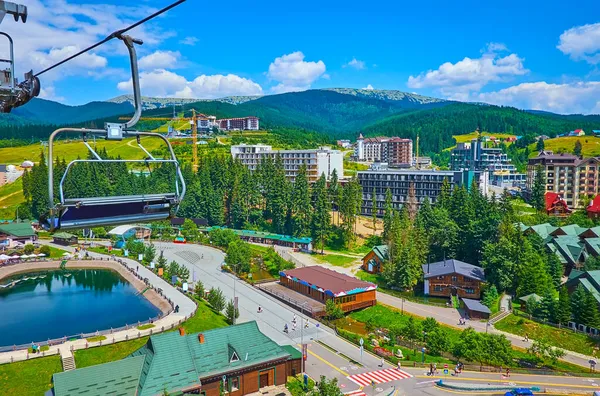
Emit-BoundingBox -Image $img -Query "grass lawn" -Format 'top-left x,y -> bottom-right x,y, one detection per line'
287,375 -> 315,396
75,337 -> 149,369
46,246 -> 68,259
528,136 -> 600,158
0,177 -> 23,219
317,254 -> 357,267
494,313 -> 600,356
343,304 -> 590,373
445,132 -> 516,151
74,299 -> 228,369
0,355 -> 62,396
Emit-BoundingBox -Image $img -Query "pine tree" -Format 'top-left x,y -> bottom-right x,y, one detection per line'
311,174 -> 331,254
531,164 -> 546,212
383,188 -> 393,242
371,187 -> 377,235
556,286 -> 571,326
437,178 -> 451,209
292,164 -> 312,236
573,140 -> 583,156
536,138 -> 545,152
570,285 -> 588,325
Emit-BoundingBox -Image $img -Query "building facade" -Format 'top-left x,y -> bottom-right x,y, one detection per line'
355,135 -> 413,166
218,116 -> 259,131
357,169 -> 463,216
422,259 -> 486,299
280,266 -> 377,315
362,245 -> 388,274
526,151 -> 600,209
231,144 -> 343,182
451,139 -> 525,187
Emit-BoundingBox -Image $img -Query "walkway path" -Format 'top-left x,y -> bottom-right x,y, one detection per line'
377,290 -> 594,369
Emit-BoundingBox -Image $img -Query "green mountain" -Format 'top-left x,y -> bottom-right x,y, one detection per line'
10,98 -> 133,125
362,103 -> 600,153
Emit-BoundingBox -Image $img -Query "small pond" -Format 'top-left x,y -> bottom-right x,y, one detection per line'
0,268 -> 160,346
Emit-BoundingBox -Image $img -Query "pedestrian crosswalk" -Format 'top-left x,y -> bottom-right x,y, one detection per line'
347,368 -> 413,386
344,390 -> 366,396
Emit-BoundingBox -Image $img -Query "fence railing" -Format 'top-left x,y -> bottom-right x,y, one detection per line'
255,283 -> 322,316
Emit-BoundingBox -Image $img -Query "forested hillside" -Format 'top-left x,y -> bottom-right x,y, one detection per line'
11,98 -> 132,125
361,103 -> 600,154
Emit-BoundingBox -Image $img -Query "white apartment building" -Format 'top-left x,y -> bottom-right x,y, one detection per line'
231,144 -> 343,182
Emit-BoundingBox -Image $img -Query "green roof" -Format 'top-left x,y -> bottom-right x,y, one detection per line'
579,278 -> 600,304
53,355 -> 145,396
203,227 -> 312,245
280,345 -> 303,360
585,238 -> 600,256
371,245 -> 388,262
556,224 -> 587,236
551,236 -> 584,265
53,232 -> 77,239
519,293 -> 543,303
53,321 -> 293,396
0,222 -> 34,237
527,223 -> 557,239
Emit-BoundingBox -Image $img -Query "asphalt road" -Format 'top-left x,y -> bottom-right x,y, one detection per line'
158,242 -> 600,395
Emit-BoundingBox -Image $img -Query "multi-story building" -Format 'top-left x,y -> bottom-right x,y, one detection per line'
357,169 -> 463,216
451,139 -> 525,187
231,144 -> 343,182
355,134 -> 413,166
527,151 -> 600,209
217,116 -> 259,131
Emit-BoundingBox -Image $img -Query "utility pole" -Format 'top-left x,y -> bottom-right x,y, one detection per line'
191,109 -> 198,173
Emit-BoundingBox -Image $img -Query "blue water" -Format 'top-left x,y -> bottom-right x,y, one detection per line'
0,269 -> 160,346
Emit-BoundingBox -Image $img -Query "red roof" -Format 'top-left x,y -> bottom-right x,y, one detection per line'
545,192 -> 572,213
588,196 -> 600,214
282,266 -> 376,295
575,129 -> 583,133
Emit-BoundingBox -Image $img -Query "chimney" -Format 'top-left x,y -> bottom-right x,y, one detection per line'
179,327 -> 185,336
198,333 -> 205,344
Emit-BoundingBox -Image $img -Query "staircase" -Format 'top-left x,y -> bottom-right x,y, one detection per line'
489,309 -> 511,325
61,354 -> 76,371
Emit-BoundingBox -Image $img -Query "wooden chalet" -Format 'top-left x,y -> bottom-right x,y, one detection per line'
422,259 -> 486,299
362,245 -> 388,274
546,192 -> 572,217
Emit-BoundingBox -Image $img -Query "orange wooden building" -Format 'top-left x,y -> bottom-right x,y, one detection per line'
280,266 -> 377,313
422,259 -> 486,299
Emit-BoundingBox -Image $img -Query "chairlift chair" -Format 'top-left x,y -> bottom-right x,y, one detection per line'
0,1 -> 40,113
40,35 -> 186,231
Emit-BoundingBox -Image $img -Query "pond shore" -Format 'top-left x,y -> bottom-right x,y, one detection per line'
0,260 -> 171,315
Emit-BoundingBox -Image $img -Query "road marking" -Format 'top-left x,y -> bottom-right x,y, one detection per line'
344,391 -> 366,396
415,375 -> 600,389
348,369 -> 413,386
306,348 -> 349,376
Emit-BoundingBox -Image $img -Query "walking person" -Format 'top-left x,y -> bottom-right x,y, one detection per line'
429,363 -> 433,376
505,367 -> 510,377
379,357 -> 384,367
433,363 -> 437,375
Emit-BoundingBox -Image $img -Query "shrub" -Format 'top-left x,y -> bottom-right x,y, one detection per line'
38,245 -> 51,256
325,299 -> 344,320
23,244 -> 35,254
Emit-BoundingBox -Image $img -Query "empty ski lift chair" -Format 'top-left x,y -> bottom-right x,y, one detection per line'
40,35 -> 185,231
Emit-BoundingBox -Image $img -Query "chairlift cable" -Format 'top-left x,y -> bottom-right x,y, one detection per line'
33,0 -> 186,78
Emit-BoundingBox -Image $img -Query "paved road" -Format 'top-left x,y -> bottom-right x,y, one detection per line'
159,242 -> 600,395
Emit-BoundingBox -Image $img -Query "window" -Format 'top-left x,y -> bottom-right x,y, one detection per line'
465,288 -> 475,294
434,285 -> 442,292
436,276 -> 444,280
228,376 -> 240,392
451,276 -> 457,282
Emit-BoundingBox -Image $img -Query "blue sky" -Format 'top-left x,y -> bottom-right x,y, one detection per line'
6,0 -> 600,113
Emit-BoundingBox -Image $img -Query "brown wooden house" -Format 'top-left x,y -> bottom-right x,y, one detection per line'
422,259 -> 486,299
280,266 -> 377,313
362,245 -> 388,274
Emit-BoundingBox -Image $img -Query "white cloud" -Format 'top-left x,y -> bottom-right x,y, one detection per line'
0,0 -> 173,100
472,81 -> 600,114
138,50 -> 180,70
117,69 -> 263,98
558,22 -> 600,64
267,51 -> 326,93
38,86 -> 65,102
345,57 -> 366,70
363,84 -> 374,90
180,36 -> 198,46
407,45 -> 528,98
483,42 -> 508,53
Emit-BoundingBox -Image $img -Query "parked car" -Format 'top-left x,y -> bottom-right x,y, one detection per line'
173,236 -> 186,244
505,389 -> 534,396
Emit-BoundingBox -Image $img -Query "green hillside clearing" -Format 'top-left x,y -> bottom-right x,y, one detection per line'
528,136 -> 600,158
0,177 -> 24,219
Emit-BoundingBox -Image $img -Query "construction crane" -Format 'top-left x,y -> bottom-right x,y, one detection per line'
191,109 -> 198,172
